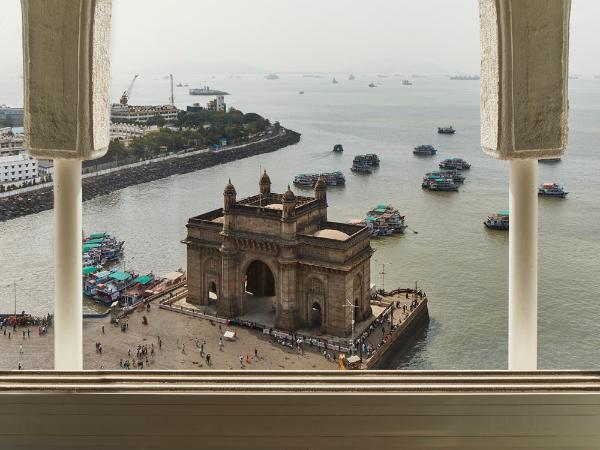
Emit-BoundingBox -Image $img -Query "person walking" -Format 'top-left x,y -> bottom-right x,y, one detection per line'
206,353 -> 211,366
102,325 -> 105,334
254,347 -> 258,358
19,344 -> 23,355
239,355 -> 244,369
219,337 -> 223,351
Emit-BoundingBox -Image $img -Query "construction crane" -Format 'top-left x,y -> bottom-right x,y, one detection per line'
119,74 -> 139,105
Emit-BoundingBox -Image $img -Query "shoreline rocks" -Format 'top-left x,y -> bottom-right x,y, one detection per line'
0,129 -> 301,222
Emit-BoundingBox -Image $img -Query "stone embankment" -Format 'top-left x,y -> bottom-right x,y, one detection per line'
0,129 -> 300,222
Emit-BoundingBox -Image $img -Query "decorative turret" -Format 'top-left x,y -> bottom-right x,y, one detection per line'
223,179 -> 237,212
314,175 -> 327,204
282,185 -> 296,219
259,169 -> 271,197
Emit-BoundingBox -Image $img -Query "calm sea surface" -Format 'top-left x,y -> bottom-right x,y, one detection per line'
1,74 -> 599,369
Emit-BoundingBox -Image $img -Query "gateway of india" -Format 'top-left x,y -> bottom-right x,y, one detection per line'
184,171 -> 374,337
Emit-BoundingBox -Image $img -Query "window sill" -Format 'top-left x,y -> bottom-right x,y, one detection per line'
1,371 -> 599,449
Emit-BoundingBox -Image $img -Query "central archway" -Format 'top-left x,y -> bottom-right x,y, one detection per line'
245,260 -> 275,297
242,259 -> 277,324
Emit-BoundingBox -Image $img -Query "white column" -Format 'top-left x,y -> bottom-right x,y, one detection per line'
508,159 -> 538,370
54,159 -> 83,370
21,0 -> 112,370
479,0 -> 570,370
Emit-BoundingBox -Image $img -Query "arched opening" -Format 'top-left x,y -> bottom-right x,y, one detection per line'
242,260 -> 277,324
310,302 -> 322,329
245,260 -> 275,297
207,281 -> 218,303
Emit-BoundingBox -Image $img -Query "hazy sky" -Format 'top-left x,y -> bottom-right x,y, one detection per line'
0,0 -> 598,75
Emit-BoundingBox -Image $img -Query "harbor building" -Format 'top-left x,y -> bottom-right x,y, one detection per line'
185,171 -> 373,337
110,103 -> 179,123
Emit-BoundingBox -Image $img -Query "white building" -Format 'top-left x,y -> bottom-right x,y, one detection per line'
110,103 -> 178,123
0,153 -> 38,183
109,123 -> 158,146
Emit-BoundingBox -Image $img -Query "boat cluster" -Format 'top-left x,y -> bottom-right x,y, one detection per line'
293,171 -> 346,187
82,232 -> 185,309
82,232 -> 124,267
349,204 -> 407,237
422,158 -> 471,192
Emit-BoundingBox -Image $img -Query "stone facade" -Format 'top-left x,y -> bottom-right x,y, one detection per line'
185,171 -> 373,337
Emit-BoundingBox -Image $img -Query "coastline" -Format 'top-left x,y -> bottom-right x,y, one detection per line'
0,128 -> 301,222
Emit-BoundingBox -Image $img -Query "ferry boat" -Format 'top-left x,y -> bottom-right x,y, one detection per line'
83,268 -> 115,297
332,77 -> 338,84
538,183 -> 568,198
422,176 -> 459,191
538,158 -> 561,163
402,79 -> 413,86
349,204 -> 407,237
333,144 -> 344,153
82,232 -> 124,266
293,172 -> 346,187
438,126 -> 456,134
265,73 -> 280,80
188,86 -> 229,95
368,82 -> 376,88
413,145 -> 437,156
425,170 -> 465,183
365,204 -> 407,235
351,154 -> 379,173
439,157 -> 471,170
93,270 -> 137,306
299,91 -> 305,94
484,210 -> 509,230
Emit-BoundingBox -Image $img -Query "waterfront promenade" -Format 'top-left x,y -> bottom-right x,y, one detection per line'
0,305 -> 337,370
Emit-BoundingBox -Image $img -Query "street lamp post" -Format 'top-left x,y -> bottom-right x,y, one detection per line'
344,298 -> 358,354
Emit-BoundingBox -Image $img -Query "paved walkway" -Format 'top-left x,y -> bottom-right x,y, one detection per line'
0,306 -> 338,370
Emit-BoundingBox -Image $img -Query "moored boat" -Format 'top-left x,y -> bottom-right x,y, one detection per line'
333,144 -> 344,153
93,270 -> 137,306
538,183 -> 568,198
425,170 -> 465,183
413,145 -> 437,156
293,172 -> 346,187
402,79 -> 413,85
484,210 -> 509,230
349,204 -> 407,237
438,126 -> 456,134
439,157 -> 471,170
422,176 -> 459,191
351,154 -> 379,173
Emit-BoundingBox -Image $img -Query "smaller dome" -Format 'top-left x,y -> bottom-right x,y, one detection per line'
282,185 -> 296,202
224,178 -> 236,195
313,229 -> 350,241
260,169 -> 271,184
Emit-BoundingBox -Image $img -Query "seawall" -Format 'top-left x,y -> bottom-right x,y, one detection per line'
0,128 -> 300,222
